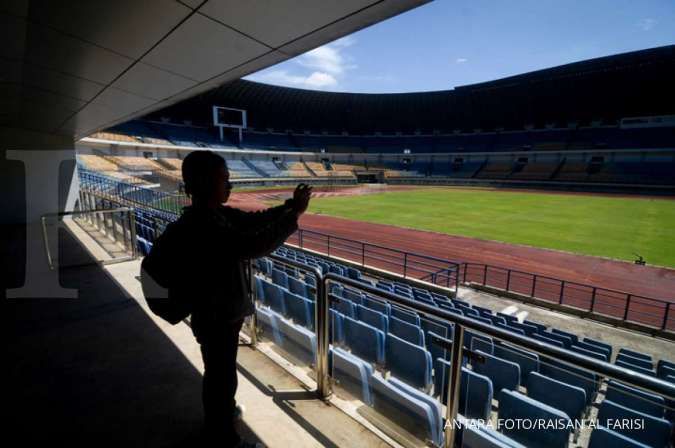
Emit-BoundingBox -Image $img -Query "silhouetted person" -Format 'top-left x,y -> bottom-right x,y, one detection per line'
146,151 -> 311,447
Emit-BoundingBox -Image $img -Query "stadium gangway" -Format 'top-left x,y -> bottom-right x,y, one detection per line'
251,253 -> 675,448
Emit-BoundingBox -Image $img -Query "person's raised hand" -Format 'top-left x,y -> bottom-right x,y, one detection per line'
292,183 -> 312,215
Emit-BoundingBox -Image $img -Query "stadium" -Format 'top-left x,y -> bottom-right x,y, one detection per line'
4,2 -> 675,448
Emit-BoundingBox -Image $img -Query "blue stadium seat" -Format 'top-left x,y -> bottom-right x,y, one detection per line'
472,350 -> 520,394
331,347 -> 373,405
597,400 -> 672,448
288,276 -> 310,299
605,380 -> 666,418
363,296 -> 391,315
461,424 -> 526,448
342,287 -> 363,304
588,427 -> 651,448
283,291 -> 314,330
330,295 -> 357,318
531,333 -> 565,348
526,371 -> 586,423
523,320 -> 548,333
540,359 -> 598,406
388,315 -> 425,346
657,364 -> 675,380
342,315 -> 385,365
498,390 -> 572,448
583,338 -> 613,358
619,348 -> 652,362
497,313 -> 518,324
345,267 -> 362,280
471,335 -> 494,355
434,358 -> 493,420
388,377 -> 444,443
493,344 -> 539,384
572,341 -> 611,359
616,353 -> 654,371
255,277 -> 265,302
370,374 -> 443,446
550,328 -> 579,344
385,333 -> 432,390
571,345 -> 609,362
355,304 -> 388,333
330,309 -> 344,344
615,360 -> 656,376
256,306 -> 282,345
506,321 -> 538,336
261,281 -> 286,315
390,307 -> 421,326
539,331 -> 573,348
271,268 -> 289,289
277,317 -> 317,365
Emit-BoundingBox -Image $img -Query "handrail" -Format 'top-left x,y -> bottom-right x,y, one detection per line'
317,272 -> 675,448
462,261 -> 674,332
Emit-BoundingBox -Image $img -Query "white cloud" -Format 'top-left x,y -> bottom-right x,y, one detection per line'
455,57 -> 468,64
637,18 -> 656,31
245,36 -> 356,91
246,70 -> 337,90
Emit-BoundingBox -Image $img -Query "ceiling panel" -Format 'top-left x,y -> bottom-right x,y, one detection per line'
198,0 -> 374,48
142,13 -> 270,82
112,63 -> 196,101
23,0 -> 192,60
17,21 -> 134,85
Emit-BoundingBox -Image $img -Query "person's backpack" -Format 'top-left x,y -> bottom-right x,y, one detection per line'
140,222 -> 192,324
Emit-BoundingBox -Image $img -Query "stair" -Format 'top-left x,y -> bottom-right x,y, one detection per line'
301,160 -> 318,177
242,157 -> 269,177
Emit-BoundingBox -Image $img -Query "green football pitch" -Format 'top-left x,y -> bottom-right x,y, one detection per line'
308,187 -> 675,268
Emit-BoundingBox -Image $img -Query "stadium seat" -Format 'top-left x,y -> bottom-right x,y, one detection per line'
330,309 -> 344,344
388,315 -> 425,346
583,338 -> 613,358
571,345 -> 609,362
388,377 -> 444,443
605,380 -> 667,418
616,353 -> 654,370
370,374 -> 443,446
331,347 -> 373,405
531,333 -> 565,348
540,359 -> 598,406
619,348 -> 652,362
434,358 -> 493,420
525,371 -> 586,423
362,296 -> 391,315
390,307 -> 421,326
657,364 -> 675,380
506,321 -> 538,336
461,424 -> 526,448
342,315 -> 385,365
523,320 -> 548,333
288,276 -> 310,299
493,344 -> 539,384
342,287 -> 364,304
498,389 -> 572,448
283,291 -> 314,330
271,268 -> 289,289
615,360 -> 656,376
538,331 -> 573,348
355,304 -> 388,333
588,427 -> 651,448
261,281 -> 286,315
472,350 -> 520,394
597,400 -> 672,448
572,340 -> 611,359
330,295 -> 357,318
471,335 -> 494,355
385,333 -> 432,390
256,306 -> 282,345
277,317 -> 317,365
550,328 -> 579,344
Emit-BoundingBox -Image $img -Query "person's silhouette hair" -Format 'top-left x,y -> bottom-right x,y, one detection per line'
146,150 -> 311,447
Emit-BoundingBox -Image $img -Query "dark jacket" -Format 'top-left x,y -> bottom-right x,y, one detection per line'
160,200 -> 298,343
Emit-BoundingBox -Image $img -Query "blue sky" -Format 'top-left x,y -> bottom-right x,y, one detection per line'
245,0 -> 675,93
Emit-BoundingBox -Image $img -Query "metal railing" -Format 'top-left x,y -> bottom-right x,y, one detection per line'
462,262 -> 675,332
286,228 -> 460,292
41,206 -> 137,270
250,253 -> 675,448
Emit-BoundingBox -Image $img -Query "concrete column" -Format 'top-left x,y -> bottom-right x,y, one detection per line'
1,127 -> 79,298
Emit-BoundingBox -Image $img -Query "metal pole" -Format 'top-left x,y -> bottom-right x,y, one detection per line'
327,235 -> 330,257
531,274 -> 537,297
403,253 -> 408,278
662,303 -> 671,331
505,269 -> 511,291
559,281 -> 565,304
590,287 -> 597,312
361,242 -> 365,266
317,277 -> 330,399
624,295 -> 632,320
483,264 -> 487,285
444,323 -> 465,448
248,259 -> 258,346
